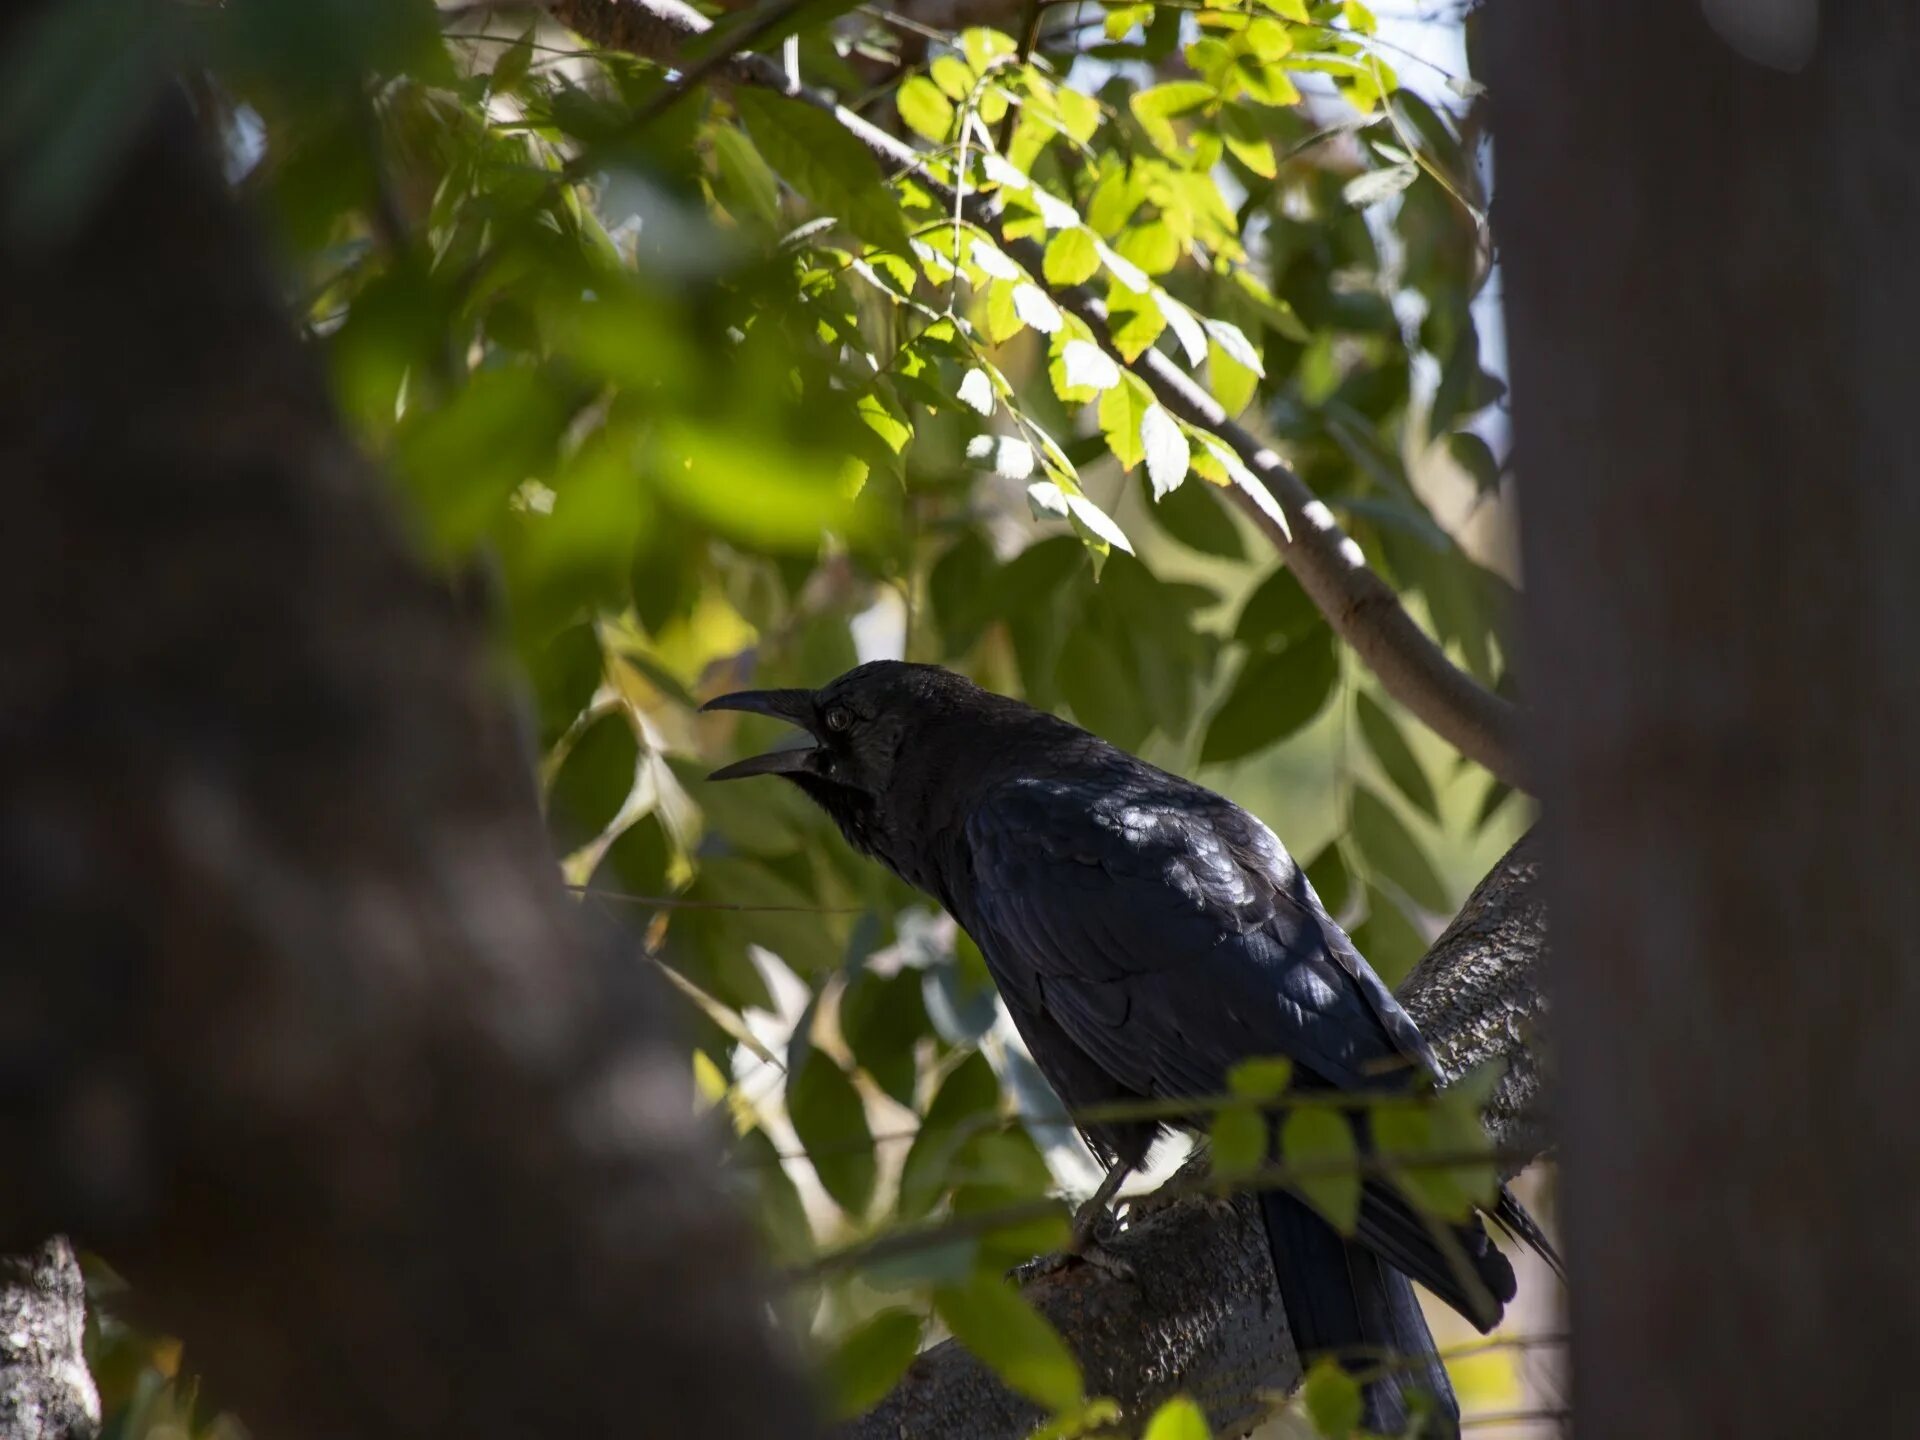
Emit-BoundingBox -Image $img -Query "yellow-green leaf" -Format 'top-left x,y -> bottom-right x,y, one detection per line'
825,1309 -> 923,1419
1128,81 -> 1215,156
897,74 -> 955,142
1143,1394 -> 1212,1440
1098,376 -> 1152,470
1043,227 -> 1101,287
930,54 -> 974,100
934,1277 -> 1085,1413
1281,1107 -> 1360,1233
1302,1358 -> 1363,1438
1228,1056 -> 1294,1099
1210,1102 -> 1266,1178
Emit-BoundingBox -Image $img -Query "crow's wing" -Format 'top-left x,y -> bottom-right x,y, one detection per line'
957,770 -> 1431,1095
957,770 -> 1516,1330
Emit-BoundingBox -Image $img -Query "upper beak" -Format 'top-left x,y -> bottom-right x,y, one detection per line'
701,688 -> 820,781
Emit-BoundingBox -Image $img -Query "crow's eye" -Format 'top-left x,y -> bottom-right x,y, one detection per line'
824,705 -> 854,733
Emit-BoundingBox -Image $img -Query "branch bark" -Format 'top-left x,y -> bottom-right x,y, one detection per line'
0,1239 -> 98,1440
545,0 -> 1528,790
0,51 -> 812,1440
845,831 -> 1551,1440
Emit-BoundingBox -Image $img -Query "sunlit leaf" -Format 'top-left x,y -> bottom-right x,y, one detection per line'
934,1278 -> 1085,1414
897,74 -> 955,142
1301,1358 -> 1363,1438
734,89 -> 911,251
1280,1107 -> 1360,1232
1141,404 -> 1189,499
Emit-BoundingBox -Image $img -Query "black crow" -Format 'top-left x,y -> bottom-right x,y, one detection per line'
706,660 -> 1554,1433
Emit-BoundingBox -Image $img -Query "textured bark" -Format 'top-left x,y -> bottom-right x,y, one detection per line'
546,0 -> 1527,787
846,833 -> 1551,1440
0,55 -> 812,1440
1488,3 -> 1920,1436
0,1240 -> 98,1440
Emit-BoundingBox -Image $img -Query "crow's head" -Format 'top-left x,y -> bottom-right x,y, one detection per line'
701,661 -> 1003,867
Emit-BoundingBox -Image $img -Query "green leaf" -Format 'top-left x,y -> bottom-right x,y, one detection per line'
1342,162 -> 1417,208
547,711 -> 639,856
1373,1093 -> 1497,1221
735,89 -> 911,252
934,1277 -> 1085,1414
1199,629 -> 1337,765
1228,1056 -> 1294,1099
1474,776 -> 1515,832
1449,429 -> 1502,494
1235,567 -> 1318,648
1304,842 -> 1353,920
1301,1357 -> 1363,1438
1104,2 -> 1155,41
1143,1394 -> 1212,1440
842,968 -> 932,1108
787,1050 -> 877,1217
1208,336 -> 1258,419
1149,469 -> 1245,559
930,53 -> 974,99
1129,81 -> 1214,155
825,1309 -> 923,1419
1354,692 -> 1439,820
1106,285 -> 1168,359
1043,227 -> 1101,287
1210,1102 -> 1265,1179
1280,1107 -> 1360,1232
1351,883 -> 1426,988
489,24 -> 535,94
1099,376 -> 1152,471
1349,786 -> 1450,912
1342,0 -> 1379,35
899,1050 -> 1001,1217
1141,404 -> 1189,499
897,74 -> 955,142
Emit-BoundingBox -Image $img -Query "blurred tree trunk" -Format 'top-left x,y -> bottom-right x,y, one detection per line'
1488,3 -> 1920,1435
0,38 -> 814,1440
0,1240 -> 97,1440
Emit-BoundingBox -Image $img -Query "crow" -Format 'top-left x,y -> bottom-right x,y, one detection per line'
706,660 -> 1554,1433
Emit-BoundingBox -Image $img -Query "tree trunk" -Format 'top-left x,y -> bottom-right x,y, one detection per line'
1488,3 -> 1920,1434
0,53 -> 813,1440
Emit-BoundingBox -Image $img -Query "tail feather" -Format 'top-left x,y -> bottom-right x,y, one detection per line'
1261,1190 -> 1460,1437
1491,1183 -> 1564,1281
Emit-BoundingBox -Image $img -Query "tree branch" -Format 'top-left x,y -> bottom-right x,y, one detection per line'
0,1239 -> 98,1440
845,831 -> 1551,1440
544,0 -> 1528,790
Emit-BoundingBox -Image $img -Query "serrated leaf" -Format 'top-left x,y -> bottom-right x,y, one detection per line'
1143,1395 -> 1211,1440
787,1051 -> 877,1216
1012,282 -> 1063,333
1350,786 -> 1450,912
934,1278 -> 1085,1414
1154,289 -> 1208,364
1449,429 -> 1503,493
967,433 -> 1036,479
1228,1056 -> 1294,1099
1210,1102 -> 1266,1177
1281,1107 -> 1360,1232
1107,285 -> 1166,359
825,1309 -> 923,1419
1061,339 -> 1121,393
971,236 -> 1022,280
1209,336 -> 1258,418
1342,162 -> 1417,209
1129,80 -> 1214,155
1140,404 -> 1189,499
897,74 -> 955,142
1065,491 -> 1133,555
1199,629 -> 1336,765
982,279 -> 1026,345
958,366 -> 995,415
735,90 -> 910,252
1355,692 -> 1439,820
1044,227 -> 1101,286
1302,1358 -> 1363,1438
1098,378 -> 1151,471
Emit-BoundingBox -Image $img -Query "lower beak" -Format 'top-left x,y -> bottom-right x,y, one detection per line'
701,687 -> 821,782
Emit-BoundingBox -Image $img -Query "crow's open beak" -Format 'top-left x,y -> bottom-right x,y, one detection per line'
701,688 -> 820,781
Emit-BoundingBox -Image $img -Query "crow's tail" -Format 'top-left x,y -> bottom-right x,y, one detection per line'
1260,1189 -> 1459,1438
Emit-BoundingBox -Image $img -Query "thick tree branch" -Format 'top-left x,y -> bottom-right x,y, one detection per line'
545,0 -> 1528,790
846,832 -> 1551,1440
0,1239 -> 98,1440
0,61 -> 812,1440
